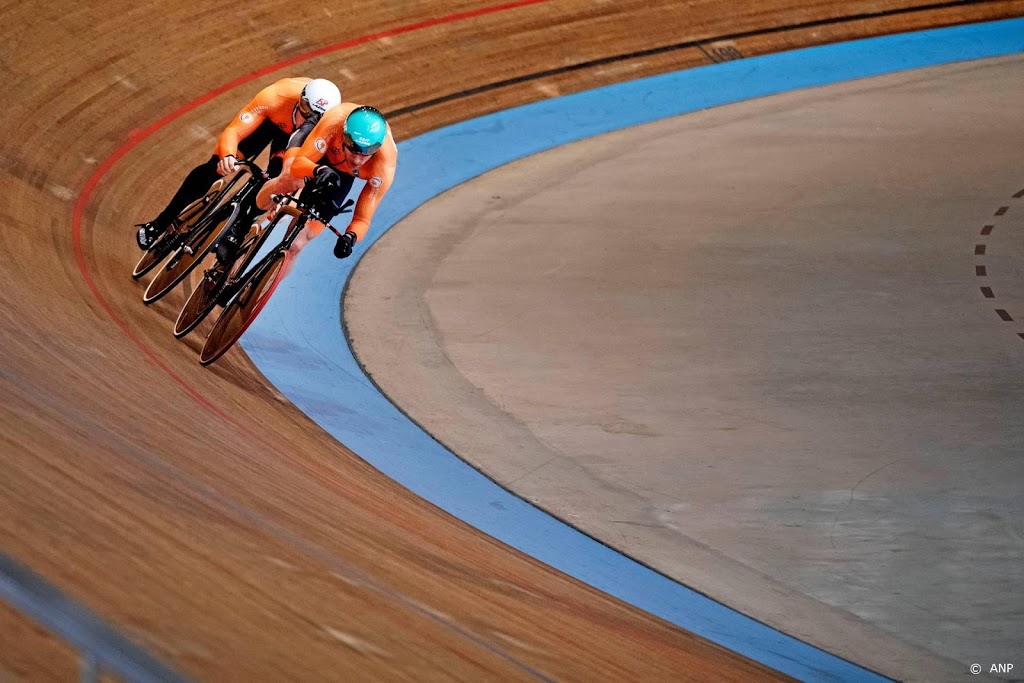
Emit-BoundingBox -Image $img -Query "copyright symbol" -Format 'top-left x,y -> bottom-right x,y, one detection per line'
971,663 -> 982,675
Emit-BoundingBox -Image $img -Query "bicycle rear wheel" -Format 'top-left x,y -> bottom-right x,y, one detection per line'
199,250 -> 289,365
131,169 -> 247,280
173,213 -> 280,338
131,227 -> 181,280
173,263 -> 227,338
143,203 -> 237,305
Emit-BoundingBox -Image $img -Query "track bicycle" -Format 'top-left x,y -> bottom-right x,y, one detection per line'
172,184 -> 300,339
196,192 -> 351,365
142,160 -> 268,304
130,163 -> 249,281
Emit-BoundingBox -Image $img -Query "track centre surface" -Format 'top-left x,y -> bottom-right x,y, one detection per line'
349,52 -> 1024,682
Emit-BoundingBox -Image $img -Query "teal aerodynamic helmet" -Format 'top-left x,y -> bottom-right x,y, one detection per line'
343,106 -> 387,156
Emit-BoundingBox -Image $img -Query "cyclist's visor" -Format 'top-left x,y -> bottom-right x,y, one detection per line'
343,133 -> 382,156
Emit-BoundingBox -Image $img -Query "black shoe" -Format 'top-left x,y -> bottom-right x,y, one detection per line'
135,221 -> 164,251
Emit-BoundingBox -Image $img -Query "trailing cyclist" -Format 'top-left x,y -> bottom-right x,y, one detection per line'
134,77 -> 342,250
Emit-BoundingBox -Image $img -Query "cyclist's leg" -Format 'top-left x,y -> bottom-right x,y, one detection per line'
282,175 -> 356,277
214,122 -> 288,264
266,153 -> 284,179
152,155 -> 220,227
282,224 -> 319,279
270,114 -> 317,179
251,119 -> 314,209
136,154 -> 219,249
264,117 -> 306,179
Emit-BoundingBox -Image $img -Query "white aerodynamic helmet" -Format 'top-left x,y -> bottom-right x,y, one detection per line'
300,78 -> 342,116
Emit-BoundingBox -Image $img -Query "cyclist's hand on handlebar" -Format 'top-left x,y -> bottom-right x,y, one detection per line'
217,155 -> 239,176
334,231 -> 356,259
265,198 -> 283,221
312,164 -> 342,188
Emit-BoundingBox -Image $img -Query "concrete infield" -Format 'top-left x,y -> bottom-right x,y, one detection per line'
345,53 -> 1024,681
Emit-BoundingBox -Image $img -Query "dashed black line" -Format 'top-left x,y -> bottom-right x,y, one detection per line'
973,194 -> 1024,338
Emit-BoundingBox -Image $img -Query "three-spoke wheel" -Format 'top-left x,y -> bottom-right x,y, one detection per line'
172,264 -> 228,339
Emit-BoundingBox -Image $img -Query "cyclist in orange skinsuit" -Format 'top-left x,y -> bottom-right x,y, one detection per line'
252,103 -> 397,271
135,77 -> 341,250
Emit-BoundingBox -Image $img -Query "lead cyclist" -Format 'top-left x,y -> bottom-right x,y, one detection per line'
252,104 -> 398,277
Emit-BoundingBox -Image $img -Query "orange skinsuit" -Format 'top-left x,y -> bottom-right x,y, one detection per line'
148,77 -> 317,231
280,102 -> 398,242
215,77 -> 313,159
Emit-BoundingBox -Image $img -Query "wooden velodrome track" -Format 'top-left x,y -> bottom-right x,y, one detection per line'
2,1 -> 1021,680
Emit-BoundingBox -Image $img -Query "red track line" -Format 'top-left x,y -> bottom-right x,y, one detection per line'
70,0 -> 549,425
67,2 -> 555,676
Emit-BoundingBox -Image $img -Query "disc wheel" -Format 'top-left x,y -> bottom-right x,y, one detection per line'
199,251 -> 288,365
142,203 -> 238,305
172,263 -> 229,339
173,214 -> 279,338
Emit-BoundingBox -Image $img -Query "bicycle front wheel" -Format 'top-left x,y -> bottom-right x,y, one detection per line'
199,250 -> 289,365
143,203 -> 237,305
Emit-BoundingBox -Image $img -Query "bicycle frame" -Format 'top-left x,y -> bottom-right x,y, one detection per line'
141,161 -> 272,305
171,162 -> 266,263
196,192 -> 353,364
218,191 -> 350,297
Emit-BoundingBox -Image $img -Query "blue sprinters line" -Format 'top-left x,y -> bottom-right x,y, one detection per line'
242,18 -> 1024,681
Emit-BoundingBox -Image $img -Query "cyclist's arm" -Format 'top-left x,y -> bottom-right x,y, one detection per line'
215,88 -> 273,159
281,103 -> 354,178
257,121 -> 332,209
346,140 -> 397,242
284,138 -> 326,180
256,173 -> 301,210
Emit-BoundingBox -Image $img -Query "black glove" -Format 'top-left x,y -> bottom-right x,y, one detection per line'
313,164 -> 341,188
334,231 -> 356,259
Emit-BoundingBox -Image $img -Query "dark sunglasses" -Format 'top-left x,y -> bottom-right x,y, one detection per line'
343,133 -> 382,156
